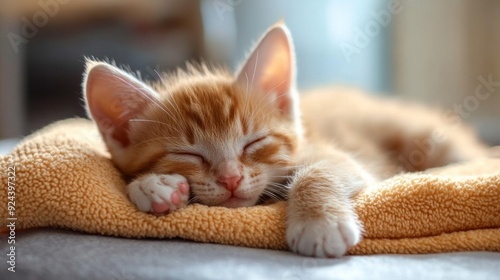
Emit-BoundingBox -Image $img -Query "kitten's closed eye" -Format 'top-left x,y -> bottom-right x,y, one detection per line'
170,152 -> 207,164
243,136 -> 268,152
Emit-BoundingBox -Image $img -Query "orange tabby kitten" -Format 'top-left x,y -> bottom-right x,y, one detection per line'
83,24 -> 488,258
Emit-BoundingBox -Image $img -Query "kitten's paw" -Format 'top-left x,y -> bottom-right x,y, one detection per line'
127,174 -> 190,214
286,217 -> 361,258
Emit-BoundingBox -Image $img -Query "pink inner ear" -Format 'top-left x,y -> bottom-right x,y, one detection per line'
85,64 -> 154,147
236,25 -> 295,115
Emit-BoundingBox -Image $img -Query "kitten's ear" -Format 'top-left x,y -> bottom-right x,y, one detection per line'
236,23 -> 298,118
83,59 -> 157,148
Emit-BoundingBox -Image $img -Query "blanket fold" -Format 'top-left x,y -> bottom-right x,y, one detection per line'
1,118 -> 499,255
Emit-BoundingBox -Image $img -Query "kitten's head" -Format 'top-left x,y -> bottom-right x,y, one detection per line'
83,24 -> 302,208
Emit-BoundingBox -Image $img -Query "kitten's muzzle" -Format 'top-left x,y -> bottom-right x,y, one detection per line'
217,175 -> 243,192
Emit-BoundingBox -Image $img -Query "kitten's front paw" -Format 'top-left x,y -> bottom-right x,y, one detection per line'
286,217 -> 361,258
127,174 -> 190,214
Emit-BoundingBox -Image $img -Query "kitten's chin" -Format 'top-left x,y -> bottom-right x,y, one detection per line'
219,197 -> 257,208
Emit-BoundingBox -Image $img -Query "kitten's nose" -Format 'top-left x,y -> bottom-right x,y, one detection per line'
217,175 -> 243,191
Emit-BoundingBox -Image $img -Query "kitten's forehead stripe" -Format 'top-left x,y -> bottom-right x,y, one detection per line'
172,83 -> 246,137
240,115 -> 249,135
227,98 -> 237,123
270,132 -> 295,153
185,126 -> 195,145
187,105 -> 205,130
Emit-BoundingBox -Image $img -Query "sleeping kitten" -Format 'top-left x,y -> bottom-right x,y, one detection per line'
83,24 -> 489,258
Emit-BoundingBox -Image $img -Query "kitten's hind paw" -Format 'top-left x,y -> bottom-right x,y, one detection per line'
286,217 -> 361,258
127,174 -> 190,214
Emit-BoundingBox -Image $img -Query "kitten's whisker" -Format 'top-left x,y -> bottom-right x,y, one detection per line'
265,188 -> 289,197
251,89 -> 272,118
161,97 -> 184,129
101,72 -> 183,134
248,78 -> 288,120
103,72 -> 185,133
270,162 -> 306,169
265,192 -> 287,201
265,79 -> 288,97
102,72 -> 166,111
187,196 -> 199,204
267,186 -> 290,196
154,69 -> 173,91
153,68 -> 184,118
267,175 -> 293,180
168,95 -> 183,118
267,188 -> 289,195
262,190 -> 281,201
267,181 -> 290,189
265,194 -> 281,201
267,164 -> 305,170
262,189 -> 286,201
267,174 -> 293,177
268,182 -> 290,190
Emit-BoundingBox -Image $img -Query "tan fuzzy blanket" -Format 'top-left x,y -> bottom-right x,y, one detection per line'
1,119 -> 499,255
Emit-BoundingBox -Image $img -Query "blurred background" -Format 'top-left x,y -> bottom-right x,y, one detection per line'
1,0 -> 499,145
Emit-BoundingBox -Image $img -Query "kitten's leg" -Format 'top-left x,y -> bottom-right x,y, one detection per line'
287,145 -> 374,258
372,104 -> 490,171
395,130 -> 487,171
127,174 -> 190,214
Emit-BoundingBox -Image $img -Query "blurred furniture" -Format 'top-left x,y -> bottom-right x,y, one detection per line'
0,0 -> 204,138
232,0 -> 391,92
0,138 -> 19,156
394,0 -> 500,144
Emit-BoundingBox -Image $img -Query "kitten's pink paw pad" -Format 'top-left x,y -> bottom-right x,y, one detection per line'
126,174 -> 190,214
178,182 -> 190,195
286,217 -> 361,258
170,190 -> 181,205
152,201 -> 170,213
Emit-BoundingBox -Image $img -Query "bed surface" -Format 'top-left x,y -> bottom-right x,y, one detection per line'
1,139 -> 499,280
1,228 -> 500,280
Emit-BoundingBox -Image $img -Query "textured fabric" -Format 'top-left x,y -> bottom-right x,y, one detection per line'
0,118 -> 499,255
1,229 -> 500,280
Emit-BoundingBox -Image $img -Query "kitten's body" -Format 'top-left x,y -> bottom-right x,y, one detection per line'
83,24 -> 489,258
300,87 -> 488,178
